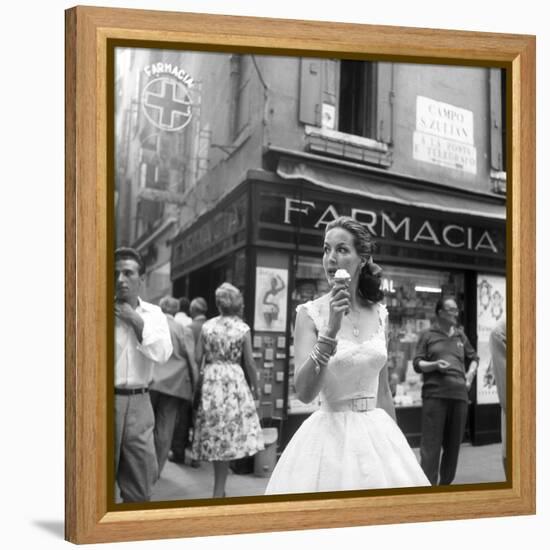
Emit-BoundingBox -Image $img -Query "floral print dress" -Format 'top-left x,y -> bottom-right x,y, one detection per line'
192,316 -> 264,461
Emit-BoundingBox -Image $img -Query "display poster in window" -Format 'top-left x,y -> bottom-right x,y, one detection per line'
476,274 -> 506,404
254,267 -> 288,332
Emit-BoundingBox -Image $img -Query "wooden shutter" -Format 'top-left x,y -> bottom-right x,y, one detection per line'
322,59 -> 338,129
299,58 -> 322,126
489,68 -> 504,171
376,62 -> 394,144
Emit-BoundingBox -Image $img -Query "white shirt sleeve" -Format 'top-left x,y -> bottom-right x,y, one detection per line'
136,307 -> 173,364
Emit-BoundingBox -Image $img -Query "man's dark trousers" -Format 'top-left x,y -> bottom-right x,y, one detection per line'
170,399 -> 193,462
420,397 -> 468,485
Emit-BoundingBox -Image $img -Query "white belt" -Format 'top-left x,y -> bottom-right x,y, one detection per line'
321,396 -> 376,413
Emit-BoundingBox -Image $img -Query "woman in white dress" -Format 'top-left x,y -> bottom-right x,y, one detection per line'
265,216 -> 430,494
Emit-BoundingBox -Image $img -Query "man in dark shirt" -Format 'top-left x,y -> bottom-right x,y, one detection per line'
413,297 -> 479,485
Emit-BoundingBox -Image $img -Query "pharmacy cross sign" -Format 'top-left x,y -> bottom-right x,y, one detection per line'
142,77 -> 192,132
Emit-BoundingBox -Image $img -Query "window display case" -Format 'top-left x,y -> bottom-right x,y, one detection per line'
287,256 -> 330,414
384,265 -> 464,407
288,258 -> 464,412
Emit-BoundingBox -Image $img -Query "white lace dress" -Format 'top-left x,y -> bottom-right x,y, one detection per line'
265,294 -> 430,494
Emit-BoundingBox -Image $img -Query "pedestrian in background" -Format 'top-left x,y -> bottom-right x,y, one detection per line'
114,247 -> 172,502
413,297 -> 479,485
170,296 -> 208,466
489,317 -> 507,473
189,297 -> 208,345
150,296 -> 198,478
175,296 -> 192,328
192,283 -> 263,498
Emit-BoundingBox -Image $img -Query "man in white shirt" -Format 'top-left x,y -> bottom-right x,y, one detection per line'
115,247 -> 172,502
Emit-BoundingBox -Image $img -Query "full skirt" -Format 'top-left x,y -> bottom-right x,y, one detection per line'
192,362 -> 264,461
265,408 -> 430,494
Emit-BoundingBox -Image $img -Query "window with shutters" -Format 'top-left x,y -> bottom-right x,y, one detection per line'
338,60 -> 377,138
299,59 -> 393,167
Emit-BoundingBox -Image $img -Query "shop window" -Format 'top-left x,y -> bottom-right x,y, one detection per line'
290,256 -> 331,330
233,249 -> 246,289
287,256 -> 331,415
287,258 -> 469,414
383,265 -> 464,408
476,274 -> 506,405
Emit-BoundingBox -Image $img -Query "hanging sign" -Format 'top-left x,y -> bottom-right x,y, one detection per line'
141,63 -> 194,132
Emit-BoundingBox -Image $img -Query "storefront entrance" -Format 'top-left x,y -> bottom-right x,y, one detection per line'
171,172 -> 506,452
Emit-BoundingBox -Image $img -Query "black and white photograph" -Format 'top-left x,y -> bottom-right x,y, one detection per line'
113,46 -> 508,504
4,0 -> 546,549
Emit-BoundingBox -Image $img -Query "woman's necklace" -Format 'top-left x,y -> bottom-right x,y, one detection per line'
348,309 -> 361,338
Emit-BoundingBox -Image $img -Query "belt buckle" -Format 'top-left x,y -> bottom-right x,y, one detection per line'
352,397 -> 369,412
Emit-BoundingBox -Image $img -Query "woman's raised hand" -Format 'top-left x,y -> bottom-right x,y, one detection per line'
327,281 -> 350,337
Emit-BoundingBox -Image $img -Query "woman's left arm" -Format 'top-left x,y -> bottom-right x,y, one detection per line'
377,363 -> 397,421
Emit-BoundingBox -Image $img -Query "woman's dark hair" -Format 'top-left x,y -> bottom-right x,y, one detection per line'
325,216 -> 384,303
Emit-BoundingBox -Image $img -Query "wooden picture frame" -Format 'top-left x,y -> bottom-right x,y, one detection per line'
65,5 -> 535,544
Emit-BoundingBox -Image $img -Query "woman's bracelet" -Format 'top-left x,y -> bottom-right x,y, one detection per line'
318,334 -> 337,357
318,333 -> 337,349
310,352 -> 323,374
307,334 -> 338,375
310,343 -> 331,374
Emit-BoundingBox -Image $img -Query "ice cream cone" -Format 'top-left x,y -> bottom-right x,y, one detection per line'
334,268 -> 351,315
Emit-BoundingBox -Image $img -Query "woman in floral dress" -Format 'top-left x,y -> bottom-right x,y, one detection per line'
192,282 -> 264,497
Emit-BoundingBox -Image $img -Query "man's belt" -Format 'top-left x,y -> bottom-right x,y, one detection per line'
115,386 -> 149,395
